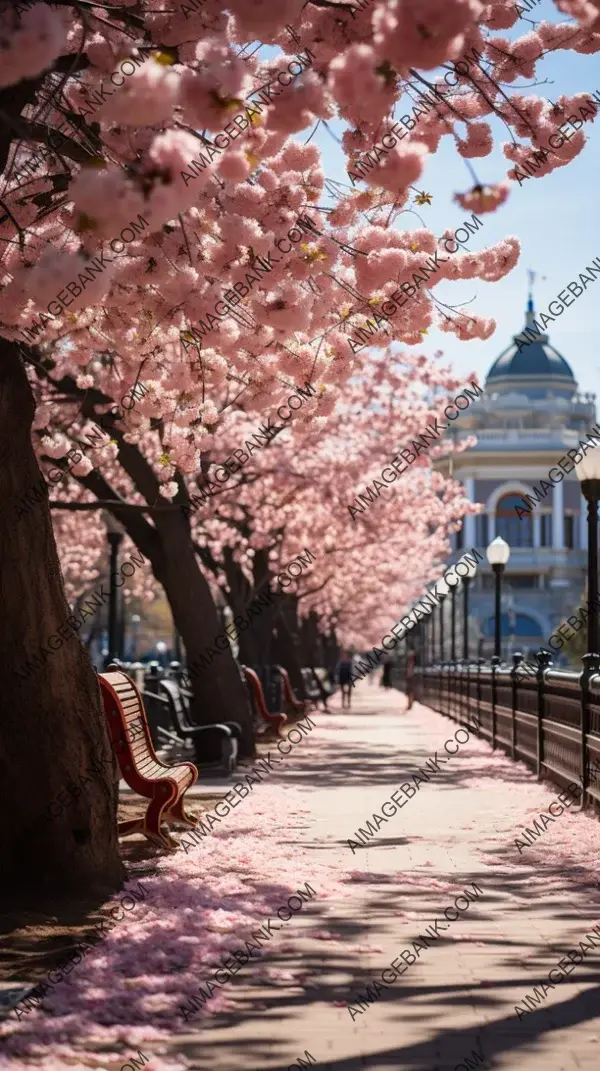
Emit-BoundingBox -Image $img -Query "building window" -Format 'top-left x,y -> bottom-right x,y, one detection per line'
540,514 -> 552,547
496,493 -> 533,547
482,613 -> 543,639
476,514 -> 488,546
564,514 -> 575,549
482,574 -> 537,590
507,574 -> 538,589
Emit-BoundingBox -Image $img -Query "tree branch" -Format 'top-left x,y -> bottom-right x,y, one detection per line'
296,573 -> 334,601
48,499 -> 181,511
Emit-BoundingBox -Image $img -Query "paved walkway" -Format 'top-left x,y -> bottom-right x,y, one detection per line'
174,681 -> 600,1071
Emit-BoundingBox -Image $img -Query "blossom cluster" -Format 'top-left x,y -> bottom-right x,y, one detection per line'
2,0 -> 598,653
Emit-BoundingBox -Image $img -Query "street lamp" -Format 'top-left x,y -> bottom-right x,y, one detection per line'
462,573 -> 471,660
460,554 -> 479,661
576,450 -> 600,657
437,577 -> 449,660
131,614 -> 141,660
486,536 -> 511,660
104,513 -> 125,668
450,578 -> 458,662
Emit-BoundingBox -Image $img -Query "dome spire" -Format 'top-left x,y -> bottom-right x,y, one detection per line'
484,294 -> 576,399
527,268 -> 535,314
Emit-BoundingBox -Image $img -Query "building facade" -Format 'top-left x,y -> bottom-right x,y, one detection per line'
435,297 -> 597,662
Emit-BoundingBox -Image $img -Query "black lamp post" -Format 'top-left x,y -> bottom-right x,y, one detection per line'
486,536 -> 511,661
577,464 -> 600,657
462,575 -> 471,660
106,529 -> 124,667
450,581 -> 457,662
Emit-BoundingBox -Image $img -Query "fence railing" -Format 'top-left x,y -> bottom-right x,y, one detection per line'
400,656 -> 600,810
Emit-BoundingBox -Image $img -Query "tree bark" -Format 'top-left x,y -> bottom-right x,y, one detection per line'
272,595 -> 307,699
300,610 -> 321,666
222,547 -> 276,669
147,517 -> 256,757
1,344 -> 125,899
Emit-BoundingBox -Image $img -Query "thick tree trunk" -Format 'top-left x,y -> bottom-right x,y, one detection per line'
1,345 -> 125,899
222,549 -> 262,666
323,629 -> 340,677
70,444 -> 258,759
272,596 -> 307,699
222,548 -> 276,669
137,519 -> 256,758
300,611 -> 321,666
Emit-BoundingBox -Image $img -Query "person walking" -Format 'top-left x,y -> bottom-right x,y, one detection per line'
337,650 -> 354,710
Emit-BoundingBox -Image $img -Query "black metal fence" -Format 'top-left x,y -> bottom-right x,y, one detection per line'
402,655 -> 600,810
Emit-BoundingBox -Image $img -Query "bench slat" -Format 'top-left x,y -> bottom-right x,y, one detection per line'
114,683 -> 137,698
99,670 -> 198,805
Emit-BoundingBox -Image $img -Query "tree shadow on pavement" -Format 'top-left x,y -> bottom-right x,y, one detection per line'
170,858 -> 600,1070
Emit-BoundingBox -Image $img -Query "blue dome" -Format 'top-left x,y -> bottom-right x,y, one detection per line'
485,298 -> 576,399
487,340 -> 574,381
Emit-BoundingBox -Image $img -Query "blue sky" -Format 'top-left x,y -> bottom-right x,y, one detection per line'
308,1 -> 600,399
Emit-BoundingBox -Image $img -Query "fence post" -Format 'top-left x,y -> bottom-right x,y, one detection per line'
580,653 -> 600,809
476,657 -> 483,731
535,649 -> 552,781
511,651 -> 522,761
491,654 -> 500,750
145,660 -> 162,696
461,658 -> 466,724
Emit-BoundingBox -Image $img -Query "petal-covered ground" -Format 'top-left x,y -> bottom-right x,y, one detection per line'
0,776 -> 354,1071
4,684 -> 600,1070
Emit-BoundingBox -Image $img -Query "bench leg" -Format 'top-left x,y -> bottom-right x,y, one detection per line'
144,795 -> 179,849
167,796 -> 198,829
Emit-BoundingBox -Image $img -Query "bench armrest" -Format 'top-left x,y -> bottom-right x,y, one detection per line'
141,689 -> 170,707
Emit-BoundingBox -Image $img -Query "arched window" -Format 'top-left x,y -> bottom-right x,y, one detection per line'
495,492 -> 533,547
482,614 -> 543,638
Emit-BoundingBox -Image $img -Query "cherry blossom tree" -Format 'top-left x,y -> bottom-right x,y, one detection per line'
184,347 -> 479,690
1,0 -> 598,891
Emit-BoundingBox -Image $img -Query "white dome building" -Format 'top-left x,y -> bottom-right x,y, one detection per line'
435,295 -> 598,662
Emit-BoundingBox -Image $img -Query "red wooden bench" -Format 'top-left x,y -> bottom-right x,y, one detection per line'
241,665 -> 287,736
98,668 -> 198,849
276,665 -> 310,717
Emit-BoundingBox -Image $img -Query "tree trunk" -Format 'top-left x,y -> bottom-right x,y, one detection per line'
136,517 -> 256,758
272,595 -> 307,699
222,548 -> 262,666
70,442 -> 258,760
323,629 -> 340,677
1,345 -> 125,899
222,548 -> 276,669
300,611 -> 321,666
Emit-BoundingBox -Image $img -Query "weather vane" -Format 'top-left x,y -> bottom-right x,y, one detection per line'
527,269 -> 547,309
